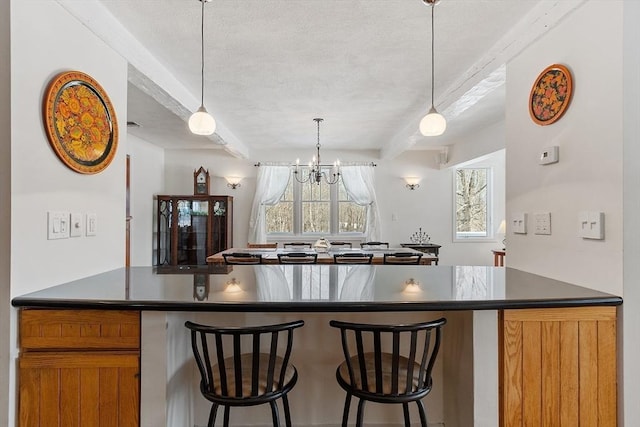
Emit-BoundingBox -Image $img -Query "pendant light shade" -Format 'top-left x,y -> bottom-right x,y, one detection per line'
420,106 -> 446,136
420,0 -> 446,137
189,105 -> 216,135
189,0 -> 216,136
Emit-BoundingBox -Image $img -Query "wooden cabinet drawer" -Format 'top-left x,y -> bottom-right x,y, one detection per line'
20,309 -> 140,351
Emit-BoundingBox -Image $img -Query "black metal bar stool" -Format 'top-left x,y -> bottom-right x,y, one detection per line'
185,320 -> 305,427
329,318 -> 446,427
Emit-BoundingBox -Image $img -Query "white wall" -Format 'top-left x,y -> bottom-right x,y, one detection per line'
506,0 -> 623,295
621,1 -> 640,425
127,134 -> 165,266
0,0 -> 11,424
10,1 -> 128,296
8,2 -> 128,426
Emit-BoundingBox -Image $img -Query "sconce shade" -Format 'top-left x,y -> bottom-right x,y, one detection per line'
189,105 -> 216,135
226,176 -> 242,189
404,177 -> 421,190
420,106 -> 447,136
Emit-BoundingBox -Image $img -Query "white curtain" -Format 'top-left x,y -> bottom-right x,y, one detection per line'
248,165 -> 291,243
341,164 -> 381,241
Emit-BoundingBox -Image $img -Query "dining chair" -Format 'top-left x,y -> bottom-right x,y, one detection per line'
330,241 -> 353,249
329,318 -> 446,427
185,320 -> 305,427
277,252 -> 318,264
383,252 -> 423,265
248,243 -> 278,249
283,242 -> 312,249
333,253 -> 374,264
360,241 -> 390,249
223,252 -> 263,265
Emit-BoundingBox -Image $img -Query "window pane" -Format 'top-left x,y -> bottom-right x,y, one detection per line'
303,202 -> 330,233
456,168 -> 488,237
266,202 -> 293,233
265,176 -> 294,233
339,202 -> 366,233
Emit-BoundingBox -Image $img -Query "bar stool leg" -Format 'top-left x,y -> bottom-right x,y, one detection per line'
207,403 -> 219,427
402,402 -> 411,427
416,399 -> 428,427
269,400 -> 281,426
223,406 -> 230,427
355,398 -> 366,427
282,395 -> 293,427
341,392 -> 352,427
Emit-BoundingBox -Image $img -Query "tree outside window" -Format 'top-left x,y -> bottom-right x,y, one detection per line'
455,168 -> 492,240
266,168 -> 366,236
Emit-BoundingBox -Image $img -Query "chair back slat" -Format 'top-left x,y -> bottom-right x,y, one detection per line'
418,330 -> 432,389
214,334 -> 228,395
355,331 -> 369,391
233,334 -> 243,397
279,329 -> 295,389
391,332 -> 400,395
406,331 -> 418,393
266,331 -> 278,393
373,332 -> 383,393
251,333 -> 261,396
360,241 -> 390,249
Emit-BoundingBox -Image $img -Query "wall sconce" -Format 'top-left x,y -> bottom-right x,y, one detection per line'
225,278 -> 242,293
404,278 -> 421,293
404,177 -> 421,190
497,219 -> 506,249
226,176 -> 242,190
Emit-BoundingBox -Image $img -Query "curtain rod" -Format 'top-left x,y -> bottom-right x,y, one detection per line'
254,162 -> 377,167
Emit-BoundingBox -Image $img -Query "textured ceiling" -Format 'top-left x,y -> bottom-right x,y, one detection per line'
93,0 -> 552,156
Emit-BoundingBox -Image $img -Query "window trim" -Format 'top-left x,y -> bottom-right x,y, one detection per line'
452,166 -> 494,242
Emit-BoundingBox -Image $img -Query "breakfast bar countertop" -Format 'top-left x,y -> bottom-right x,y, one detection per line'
11,265 -> 622,312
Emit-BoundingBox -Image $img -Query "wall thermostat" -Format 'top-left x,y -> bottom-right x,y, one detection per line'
539,146 -> 559,165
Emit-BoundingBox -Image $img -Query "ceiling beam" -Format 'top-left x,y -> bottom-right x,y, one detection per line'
55,0 -> 250,159
381,0 -> 587,160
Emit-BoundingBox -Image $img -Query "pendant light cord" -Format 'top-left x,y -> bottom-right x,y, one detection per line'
199,0 -> 206,107
430,3 -> 435,109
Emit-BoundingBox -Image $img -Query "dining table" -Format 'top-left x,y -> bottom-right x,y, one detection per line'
206,246 -> 439,265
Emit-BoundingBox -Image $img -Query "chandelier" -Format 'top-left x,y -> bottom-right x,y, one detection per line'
293,118 -> 341,185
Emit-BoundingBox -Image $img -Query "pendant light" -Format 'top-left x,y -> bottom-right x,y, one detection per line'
419,0 -> 447,137
189,0 -> 216,135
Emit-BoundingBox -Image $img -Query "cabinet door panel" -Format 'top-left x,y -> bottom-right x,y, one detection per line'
19,352 -> 139,427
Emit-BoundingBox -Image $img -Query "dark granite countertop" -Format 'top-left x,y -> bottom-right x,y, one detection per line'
11,266 -> 622,312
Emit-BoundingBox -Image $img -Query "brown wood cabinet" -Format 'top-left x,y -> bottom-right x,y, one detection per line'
18,309 -> 141,427
499,306 -> 616,426
156,195 -> 233,271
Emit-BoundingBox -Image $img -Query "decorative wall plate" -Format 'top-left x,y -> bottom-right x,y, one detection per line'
43,71 -> 118,174
529,64 -> 573,126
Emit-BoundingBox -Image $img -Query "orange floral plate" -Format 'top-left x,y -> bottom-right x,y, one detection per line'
529,64 -> 573,126
43,71 -> 118,174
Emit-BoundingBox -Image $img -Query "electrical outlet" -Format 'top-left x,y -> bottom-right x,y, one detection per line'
578,211 -> 604,240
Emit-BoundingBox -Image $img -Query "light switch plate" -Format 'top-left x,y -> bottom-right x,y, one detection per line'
511,213 -> 527,234
70,212 -> 82,237
534,212 -> 551,235
47,211 -> 70,240
578,211 -> 604,240
539,146 -> 559,165
86,213 -> 97,236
